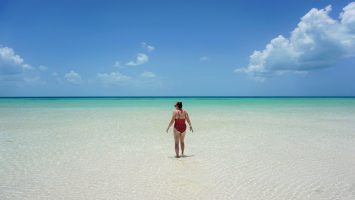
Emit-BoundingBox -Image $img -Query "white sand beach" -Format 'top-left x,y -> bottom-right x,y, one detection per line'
1,98 -> 355,200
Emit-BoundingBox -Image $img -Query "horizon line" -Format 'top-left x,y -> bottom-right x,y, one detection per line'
1,95 -> 355,98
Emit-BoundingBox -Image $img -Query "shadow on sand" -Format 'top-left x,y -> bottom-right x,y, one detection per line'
168,154 -> 195,159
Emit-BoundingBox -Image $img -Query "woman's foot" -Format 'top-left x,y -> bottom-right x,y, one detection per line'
175,155 -> 180,158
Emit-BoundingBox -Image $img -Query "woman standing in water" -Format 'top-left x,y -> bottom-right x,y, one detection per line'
166,102 -> 193,158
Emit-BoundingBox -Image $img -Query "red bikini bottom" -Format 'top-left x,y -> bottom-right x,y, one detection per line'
174,118 -> 186,133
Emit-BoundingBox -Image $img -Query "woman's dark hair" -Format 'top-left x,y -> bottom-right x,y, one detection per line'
175,102 -> 183,110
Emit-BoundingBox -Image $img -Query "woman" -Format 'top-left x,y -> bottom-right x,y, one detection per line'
166,102 -> 193,158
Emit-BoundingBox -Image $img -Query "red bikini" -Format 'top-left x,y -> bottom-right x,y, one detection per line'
174,111 -> 187,133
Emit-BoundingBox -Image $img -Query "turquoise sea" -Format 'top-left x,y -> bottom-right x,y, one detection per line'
1,97 -> 355,200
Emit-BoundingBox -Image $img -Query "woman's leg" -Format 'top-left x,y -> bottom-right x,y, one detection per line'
180,131 -> 186,156
173,129 -> 180,157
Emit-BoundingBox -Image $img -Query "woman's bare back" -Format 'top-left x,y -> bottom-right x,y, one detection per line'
174,109 -> 187,119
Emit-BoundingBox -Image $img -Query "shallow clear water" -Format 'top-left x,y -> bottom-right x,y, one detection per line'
1,97 -> 355,200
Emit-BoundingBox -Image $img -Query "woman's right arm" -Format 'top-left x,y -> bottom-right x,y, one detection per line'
166,111 -> 176,133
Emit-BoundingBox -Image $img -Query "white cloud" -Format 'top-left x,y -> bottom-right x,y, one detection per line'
340,2 -> 355,32
0,46 -> 41,84
140,71 -> 156,78
124,43 -> 154,67
114,61 -> 121,68
64,70 -> 82,84
0,46 -> 33,74
200,56 -> 209,61
97,71 -> 131,84
52,72 -> 63,84
141,42 -> 155,52
0,46 -> 24,65
236,2 -> 355,80
126,53 -> 149,66
38,65 -> 47,71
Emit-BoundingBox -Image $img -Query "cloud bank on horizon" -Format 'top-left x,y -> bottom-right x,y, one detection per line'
0,42 -> 157,87
235,2 -> 355,80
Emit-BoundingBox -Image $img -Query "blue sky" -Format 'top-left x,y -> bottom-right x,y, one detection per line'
0,0 -> 354,96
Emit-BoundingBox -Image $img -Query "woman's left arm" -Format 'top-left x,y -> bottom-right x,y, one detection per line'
186,111 -> 193,132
